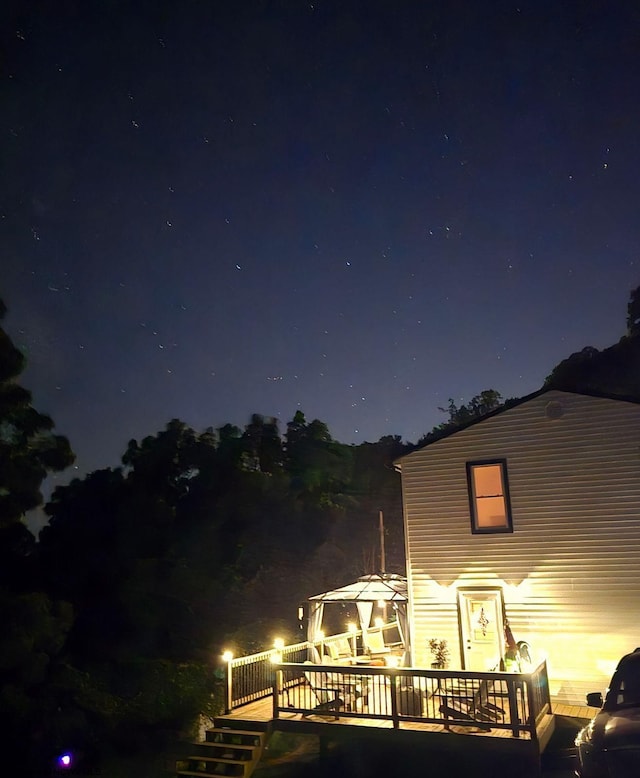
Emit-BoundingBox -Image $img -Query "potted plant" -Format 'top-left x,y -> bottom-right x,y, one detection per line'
428,638 -> 450,669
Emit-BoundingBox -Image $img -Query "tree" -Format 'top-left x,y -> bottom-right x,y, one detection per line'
417,390 -> 504,446
242,414 -> 283,473
545,285 -> 640,397
0,299 -> 75,530
0,300 -> 75,774
285,413 -> 353,507
628,285 -> 640,337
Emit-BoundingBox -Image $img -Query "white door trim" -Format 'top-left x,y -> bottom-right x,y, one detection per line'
457,587 -> 505,671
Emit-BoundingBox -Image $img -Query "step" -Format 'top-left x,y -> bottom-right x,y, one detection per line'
213,717 -> 269,732
194,741 -> 255,755
177,759 -> 247,778
176,770 -> 244,778
205,728 -> 265,746
187,754 -> 249,765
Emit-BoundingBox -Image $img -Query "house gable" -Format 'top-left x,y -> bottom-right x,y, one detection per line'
399,389 -> 640,705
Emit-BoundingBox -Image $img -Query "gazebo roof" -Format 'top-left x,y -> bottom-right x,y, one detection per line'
308,573 -> 407,603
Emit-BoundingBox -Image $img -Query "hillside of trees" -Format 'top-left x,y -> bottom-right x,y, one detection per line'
0,298 -> 410,774
2,284 -> 639,774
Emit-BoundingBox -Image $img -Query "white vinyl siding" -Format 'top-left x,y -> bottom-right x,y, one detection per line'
400,390 -> 640,705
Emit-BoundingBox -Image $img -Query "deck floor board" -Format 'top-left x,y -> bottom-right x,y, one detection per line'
216,696 -> 565,742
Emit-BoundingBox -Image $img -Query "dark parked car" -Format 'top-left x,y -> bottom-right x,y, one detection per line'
575,648 -> 640,777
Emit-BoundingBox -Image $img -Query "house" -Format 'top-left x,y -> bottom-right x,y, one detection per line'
396,388 -> 640,705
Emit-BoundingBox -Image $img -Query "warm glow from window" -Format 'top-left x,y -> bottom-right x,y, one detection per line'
467,460 -> 513,533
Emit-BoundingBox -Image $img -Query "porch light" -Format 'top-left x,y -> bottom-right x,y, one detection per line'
273,638 -> 285,650
374,617 -> 384,629
377,599 -> 385,608
222,650 -> 233,715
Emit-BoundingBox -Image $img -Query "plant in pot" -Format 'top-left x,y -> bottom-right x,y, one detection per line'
429,638 -> 450,669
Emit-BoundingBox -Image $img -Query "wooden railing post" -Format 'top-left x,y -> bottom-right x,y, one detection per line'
389,672 -> 399,729
525,674 -> 537,743
273,668 -> 282,719
225,659 -> 233,715
507,676 -> 520,737
542,660 -> 551,708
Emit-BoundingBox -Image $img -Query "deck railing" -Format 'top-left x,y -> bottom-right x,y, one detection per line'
226,628 -> 374,710
225,628 -> 550,740
272,660 -> 551,739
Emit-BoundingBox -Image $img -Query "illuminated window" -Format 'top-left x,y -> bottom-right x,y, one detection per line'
466,460 -> 513,534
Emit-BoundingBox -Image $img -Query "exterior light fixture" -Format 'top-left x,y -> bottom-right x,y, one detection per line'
374,617 -> 384,629
272,638 -> 285,663
222,651 -> 234,714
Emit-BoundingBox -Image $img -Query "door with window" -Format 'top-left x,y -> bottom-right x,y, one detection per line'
458,588 -> 505,671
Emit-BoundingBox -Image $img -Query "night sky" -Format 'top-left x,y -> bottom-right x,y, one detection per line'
3,1 -> 640,488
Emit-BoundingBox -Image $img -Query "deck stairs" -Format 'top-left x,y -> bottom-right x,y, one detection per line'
176,718 -> 269,778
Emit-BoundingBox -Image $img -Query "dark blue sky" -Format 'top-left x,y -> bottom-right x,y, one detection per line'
2,1 -> 639,484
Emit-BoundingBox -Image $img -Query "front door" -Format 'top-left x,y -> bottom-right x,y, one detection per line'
458,588 -> 505,671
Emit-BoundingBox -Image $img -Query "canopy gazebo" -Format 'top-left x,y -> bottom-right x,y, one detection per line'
306,573 -> 410,661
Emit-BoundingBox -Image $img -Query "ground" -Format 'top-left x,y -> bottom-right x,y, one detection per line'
253,714 -> 589,777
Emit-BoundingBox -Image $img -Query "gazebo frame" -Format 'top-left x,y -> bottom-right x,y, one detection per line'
306,573 -> 410,662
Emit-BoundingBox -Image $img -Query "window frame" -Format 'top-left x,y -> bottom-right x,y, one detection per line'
466,458 -> 513,534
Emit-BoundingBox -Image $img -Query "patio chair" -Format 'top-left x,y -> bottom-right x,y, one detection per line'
439,679 -> 504,730
325,637 -> 353,663
362,629 -> 403,660
301,664 -> 346,719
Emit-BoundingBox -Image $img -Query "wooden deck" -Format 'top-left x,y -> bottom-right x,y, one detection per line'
212,694 -> 559,778
218,693 -> 559,745
223,696 -> 590,726
224,656 -> 556,745
219,697 -> 540,739
213,640 -> 584,777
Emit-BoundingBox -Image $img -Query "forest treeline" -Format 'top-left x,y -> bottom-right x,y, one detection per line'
2,286 -> 639,773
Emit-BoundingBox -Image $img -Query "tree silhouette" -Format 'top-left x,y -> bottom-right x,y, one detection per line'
417,390 -> 504,446
545,284 -> 640,398
0,299 -> 74,530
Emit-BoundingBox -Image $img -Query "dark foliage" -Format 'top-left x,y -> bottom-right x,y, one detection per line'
417,389 -> 505,446
0,300 -> 75,530
545,285 -> 640,399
